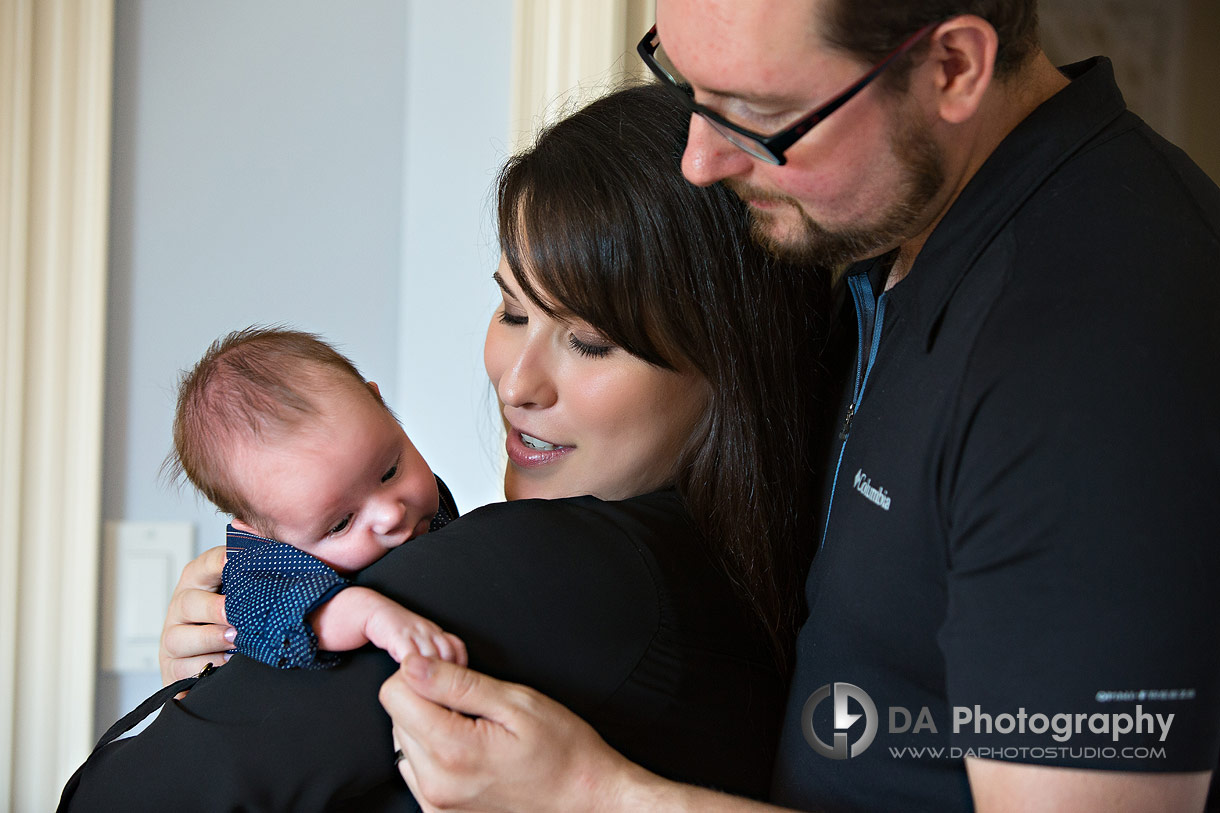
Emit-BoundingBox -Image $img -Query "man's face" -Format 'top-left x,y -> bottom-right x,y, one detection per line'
657,0 -> 946,267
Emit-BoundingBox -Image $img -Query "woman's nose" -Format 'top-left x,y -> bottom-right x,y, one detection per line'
497,339 -> 557,409
681,114 -> 753,187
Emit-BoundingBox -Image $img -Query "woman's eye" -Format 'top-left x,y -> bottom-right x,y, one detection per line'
568,334 -> 614,359
381,465 -> 397,483
498,309 -> 527,326
328,515 -> 352,536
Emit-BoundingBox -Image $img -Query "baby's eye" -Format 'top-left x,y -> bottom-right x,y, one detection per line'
381,465 -> 397,483
328,515 -> 352,536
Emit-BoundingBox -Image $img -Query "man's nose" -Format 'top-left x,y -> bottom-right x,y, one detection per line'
681,114 -> 755,187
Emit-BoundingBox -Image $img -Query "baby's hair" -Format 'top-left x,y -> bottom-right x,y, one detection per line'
164,326 -> 386,528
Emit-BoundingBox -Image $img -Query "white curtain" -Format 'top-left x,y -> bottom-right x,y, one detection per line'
0,0 -> 113,809
510,0 -> 655,150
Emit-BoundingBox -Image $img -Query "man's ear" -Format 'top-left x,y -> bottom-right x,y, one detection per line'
925,15 -> 997,124
231,518 -> 258,534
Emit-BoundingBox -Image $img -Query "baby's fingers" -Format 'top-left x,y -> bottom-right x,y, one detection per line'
437,632 -> 467,666
403,630 -> 467,665
410,631 -> 439,659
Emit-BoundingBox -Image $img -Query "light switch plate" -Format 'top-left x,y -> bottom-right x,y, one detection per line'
101,521 -> 195,672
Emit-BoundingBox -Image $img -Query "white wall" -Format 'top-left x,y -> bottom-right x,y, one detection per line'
398,2 -> 513,513
99,0 -> 512,734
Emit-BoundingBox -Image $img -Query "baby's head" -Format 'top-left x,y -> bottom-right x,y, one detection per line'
168,327 -> 439,574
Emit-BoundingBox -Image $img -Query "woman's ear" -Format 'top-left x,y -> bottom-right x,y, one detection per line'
926,15 -> 997,124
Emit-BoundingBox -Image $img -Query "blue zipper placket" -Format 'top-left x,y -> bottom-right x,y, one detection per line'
819,272 -> 888,553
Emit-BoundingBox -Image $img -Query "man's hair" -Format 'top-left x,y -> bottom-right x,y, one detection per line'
165,326 -> 385,528
498,82 -> 826,664
822,0 -> 1040,83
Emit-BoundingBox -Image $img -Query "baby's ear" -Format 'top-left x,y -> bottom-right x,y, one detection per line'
367,380 -> 381,398
231,518 -> 258,534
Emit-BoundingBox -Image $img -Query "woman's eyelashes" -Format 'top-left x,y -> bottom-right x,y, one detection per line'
568,334 -> 614,358
497,307 -> 527,326
497,299 -> 615,358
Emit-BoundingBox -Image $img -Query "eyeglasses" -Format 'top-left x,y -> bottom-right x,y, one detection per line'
637,21 -> 939,166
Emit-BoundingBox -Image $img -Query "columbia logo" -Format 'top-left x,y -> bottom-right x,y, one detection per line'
853,469 -> 891,511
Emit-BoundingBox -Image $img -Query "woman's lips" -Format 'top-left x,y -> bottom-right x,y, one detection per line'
505,427 -> 573,468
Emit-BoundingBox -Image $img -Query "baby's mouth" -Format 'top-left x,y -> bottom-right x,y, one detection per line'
520,432 -> 564,452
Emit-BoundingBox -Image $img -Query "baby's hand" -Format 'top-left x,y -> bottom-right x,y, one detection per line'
364,597 -> 467,665
310,586 -> 467,665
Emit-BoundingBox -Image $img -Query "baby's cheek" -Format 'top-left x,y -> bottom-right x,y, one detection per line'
406,465 -> 441,520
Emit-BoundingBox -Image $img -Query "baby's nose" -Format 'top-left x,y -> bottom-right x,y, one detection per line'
369,495 -> 408,539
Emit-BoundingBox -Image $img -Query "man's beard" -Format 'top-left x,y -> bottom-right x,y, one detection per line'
730,108 -> 945,269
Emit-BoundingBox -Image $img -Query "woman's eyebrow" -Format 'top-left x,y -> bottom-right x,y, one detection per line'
492,271 -> 518,299
493,269 -> 574,319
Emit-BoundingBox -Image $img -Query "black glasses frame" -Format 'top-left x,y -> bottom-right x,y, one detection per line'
637,21 -> 939,166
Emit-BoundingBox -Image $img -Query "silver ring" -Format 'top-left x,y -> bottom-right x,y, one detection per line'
393,748 -> 406,765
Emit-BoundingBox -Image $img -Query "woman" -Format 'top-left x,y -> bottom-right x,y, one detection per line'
63,83 -> 824,810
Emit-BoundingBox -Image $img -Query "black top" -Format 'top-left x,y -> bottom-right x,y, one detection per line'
772,58 -> 1220,811
63,490 -> 784,811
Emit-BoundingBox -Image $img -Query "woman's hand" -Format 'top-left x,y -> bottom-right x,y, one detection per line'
379,657 -> 648,813
158,545 -> 234,685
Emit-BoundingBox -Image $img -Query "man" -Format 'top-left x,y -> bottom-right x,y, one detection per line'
381,1 -> 1220,809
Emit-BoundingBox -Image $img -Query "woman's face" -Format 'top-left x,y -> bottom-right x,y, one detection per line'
484,255 -> 710,502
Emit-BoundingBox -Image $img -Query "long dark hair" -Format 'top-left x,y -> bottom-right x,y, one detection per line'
497,82 -> 825,661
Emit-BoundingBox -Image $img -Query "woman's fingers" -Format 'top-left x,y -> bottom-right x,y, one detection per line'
160,605 -> 233,658
391,729 -> 439,813
165,652 -> 231,684
394,655 -> 521,723
159,614 -> 232,682
176,544 -> 228,592
380,661 -> 497,809
159,546 -> 230,686
171,585 -> 229,629
379,658 -> 629,813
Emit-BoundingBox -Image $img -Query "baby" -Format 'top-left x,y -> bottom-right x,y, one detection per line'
166,326 -> 465,669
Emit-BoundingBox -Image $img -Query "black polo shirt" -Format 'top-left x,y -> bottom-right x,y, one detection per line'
772,58 -> 1220,811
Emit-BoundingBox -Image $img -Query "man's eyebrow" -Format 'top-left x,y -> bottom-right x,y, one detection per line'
698,85 -> 803,107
